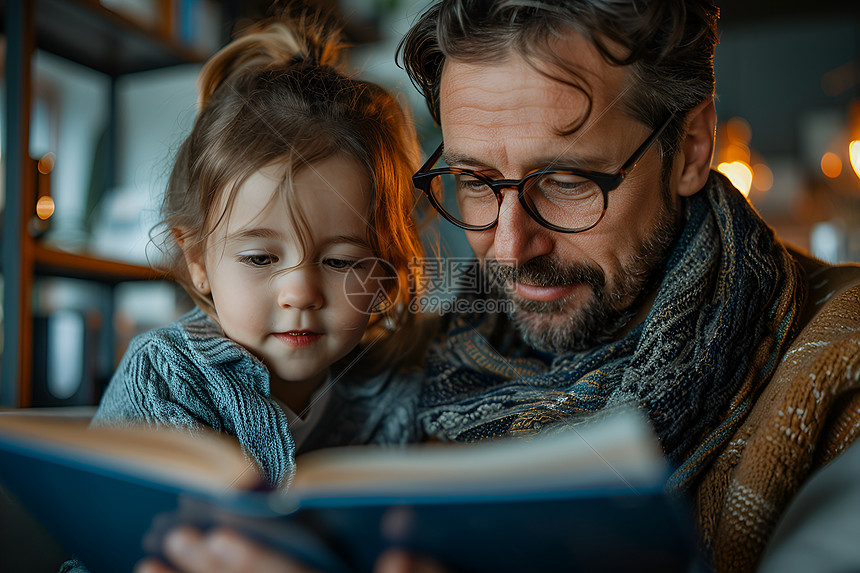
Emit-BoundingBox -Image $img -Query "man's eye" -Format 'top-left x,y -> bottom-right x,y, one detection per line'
323,258 -> 361,270
541,174 -> 590,190
534,173 -> 599,200
455,176 -> 490,192
239,253 -> 277,267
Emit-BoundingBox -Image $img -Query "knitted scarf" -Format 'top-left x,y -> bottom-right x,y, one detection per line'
419,173 -> 806,489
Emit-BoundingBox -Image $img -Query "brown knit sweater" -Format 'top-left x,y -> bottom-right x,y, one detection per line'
695,251 -> 860,572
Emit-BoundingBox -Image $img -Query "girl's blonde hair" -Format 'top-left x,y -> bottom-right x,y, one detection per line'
156,10 -> 424,368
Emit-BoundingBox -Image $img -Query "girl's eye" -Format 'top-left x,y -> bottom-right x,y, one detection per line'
239,253 -> 278,267
323,258 -> 361,271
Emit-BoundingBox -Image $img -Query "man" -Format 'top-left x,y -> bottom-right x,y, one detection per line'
141,1 -> 860,572
402,2 -> 860,572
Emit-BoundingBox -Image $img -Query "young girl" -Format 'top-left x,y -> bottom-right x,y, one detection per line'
92,13 -> 425,489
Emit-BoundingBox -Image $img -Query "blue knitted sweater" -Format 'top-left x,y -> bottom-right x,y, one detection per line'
92,307 -> 422,488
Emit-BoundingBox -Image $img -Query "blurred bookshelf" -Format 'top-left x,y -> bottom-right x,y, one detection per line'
0,0 -> 404,409
32,242 -> 161,283
1,0 -> 221,408
35,0 -> 209,75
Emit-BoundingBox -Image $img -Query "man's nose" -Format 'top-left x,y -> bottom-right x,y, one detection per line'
491,187 -> 554,264
276,267 -> 324,310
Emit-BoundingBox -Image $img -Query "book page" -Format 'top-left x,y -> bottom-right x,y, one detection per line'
0,414 -> 261,495
291,408 -> 666,499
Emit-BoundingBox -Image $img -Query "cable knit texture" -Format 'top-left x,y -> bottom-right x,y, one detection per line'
92,307 -> 422,488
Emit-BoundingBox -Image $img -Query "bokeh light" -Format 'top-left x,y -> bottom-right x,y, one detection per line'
36,196 -> 55,220
850,141 -> 860,180
752,163 -> 773,191
37,152 -> 56,175
821,152 -> 843,179
717,161 -> 753,196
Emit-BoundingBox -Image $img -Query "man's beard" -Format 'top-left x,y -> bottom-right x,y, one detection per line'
485,190 -> 680,354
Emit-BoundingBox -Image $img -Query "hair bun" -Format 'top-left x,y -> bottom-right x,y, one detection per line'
197,11 -> 344,108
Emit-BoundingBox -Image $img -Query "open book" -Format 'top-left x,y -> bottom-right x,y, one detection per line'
0,409 -> 696,573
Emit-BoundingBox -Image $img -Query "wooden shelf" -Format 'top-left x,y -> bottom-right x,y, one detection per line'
32,242 -> 163,284
1,0 -> 206,406
32,0 -> 208,76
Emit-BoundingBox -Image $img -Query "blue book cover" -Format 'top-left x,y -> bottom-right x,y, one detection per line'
0,410 -> 697,573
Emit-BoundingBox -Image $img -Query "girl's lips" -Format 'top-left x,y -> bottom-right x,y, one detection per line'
273,331 -> 323,348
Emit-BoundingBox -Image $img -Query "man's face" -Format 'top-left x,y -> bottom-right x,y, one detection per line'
438,34 -> 680,353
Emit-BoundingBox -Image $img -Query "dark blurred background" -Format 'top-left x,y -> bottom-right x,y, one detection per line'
0,2 -> 858,571
0,0 -> 858,407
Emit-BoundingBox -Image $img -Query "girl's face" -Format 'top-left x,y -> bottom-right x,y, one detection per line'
186,156 -> 380,411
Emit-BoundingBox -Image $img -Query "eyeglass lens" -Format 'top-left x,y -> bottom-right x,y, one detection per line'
429,171 -> 605,231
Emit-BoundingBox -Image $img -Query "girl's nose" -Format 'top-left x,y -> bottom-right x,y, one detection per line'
276,268 -> 324,310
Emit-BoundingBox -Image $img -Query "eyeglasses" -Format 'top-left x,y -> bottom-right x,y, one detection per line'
412,115 -> 673,233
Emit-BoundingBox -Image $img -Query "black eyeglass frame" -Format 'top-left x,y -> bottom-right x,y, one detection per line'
412,114 -> 674,233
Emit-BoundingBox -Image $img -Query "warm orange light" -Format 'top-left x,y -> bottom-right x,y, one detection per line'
716,117 -> 752,166
850,141 -> 860,180
726,117 -> 752,143
717,161 -> 753,197
37,152 -> 56,175
752,163 -> 773,191
821,152 -> 843,179
725,141 -> 751,164
36,196 -> 55,220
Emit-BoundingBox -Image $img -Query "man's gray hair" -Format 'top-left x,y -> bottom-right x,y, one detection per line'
398,0 -> 719,160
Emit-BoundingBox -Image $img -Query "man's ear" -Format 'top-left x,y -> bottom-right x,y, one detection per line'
674,97 -> 717,197
174,229 -> 210,295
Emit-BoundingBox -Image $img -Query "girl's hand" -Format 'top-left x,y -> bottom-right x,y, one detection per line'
134,527 -> 449,573
134,526 -> 317,573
